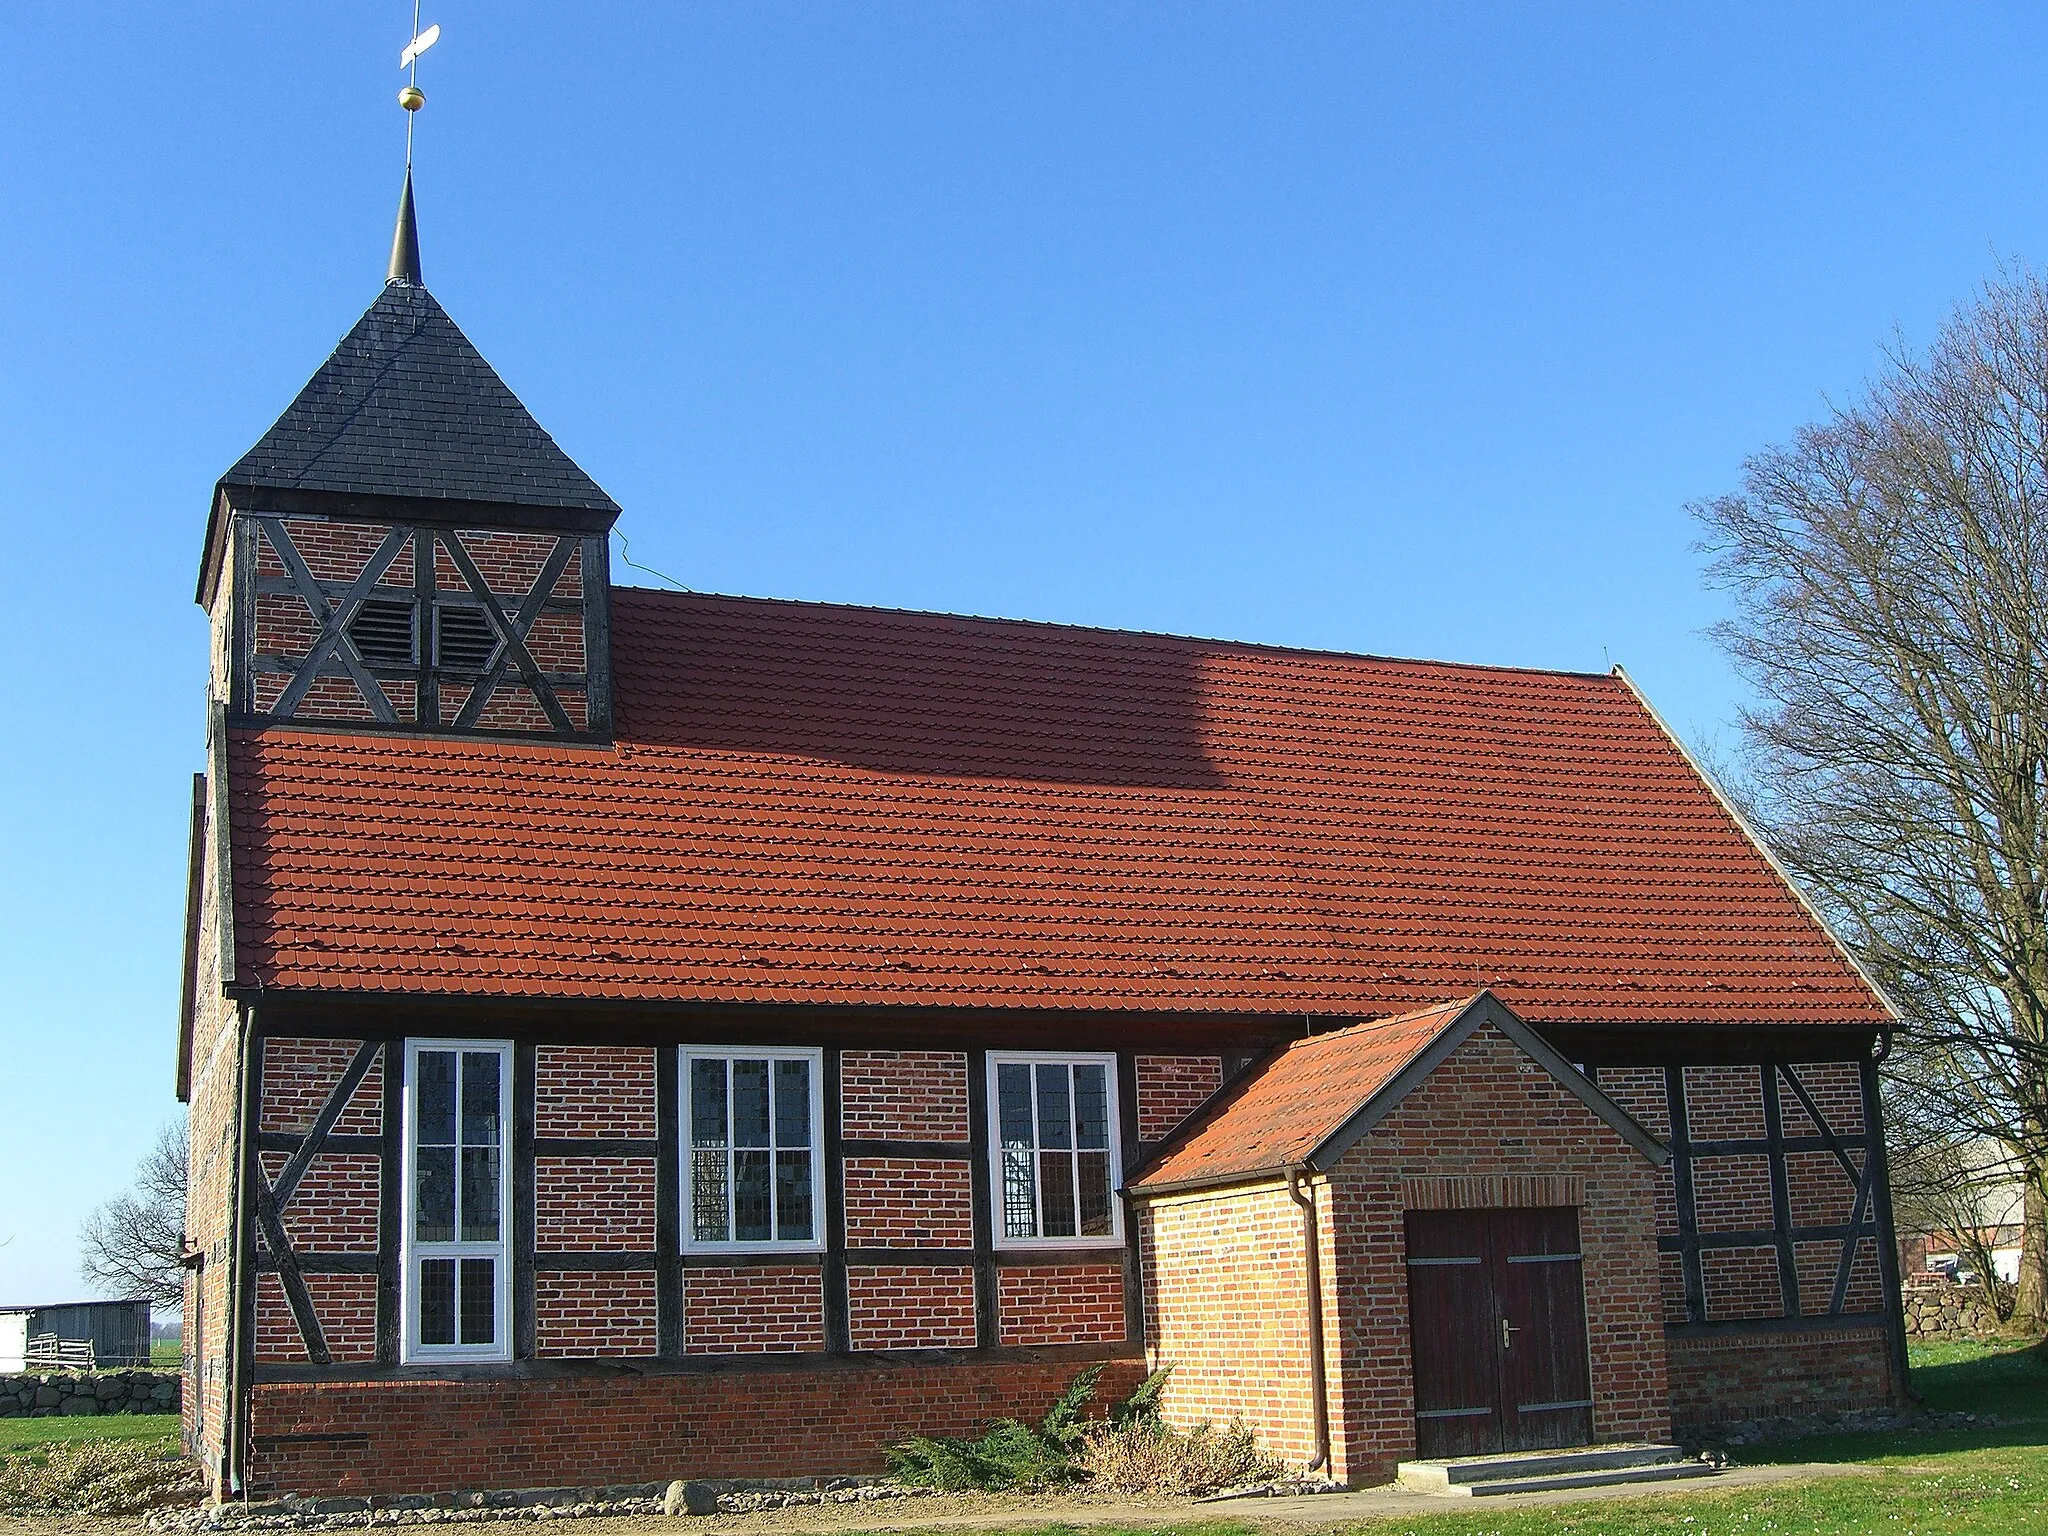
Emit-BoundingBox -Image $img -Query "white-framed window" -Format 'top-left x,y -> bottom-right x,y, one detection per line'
682,1047 -> 825,1252
402,1039 -> 512,1361
987,1053 -> 1122,1248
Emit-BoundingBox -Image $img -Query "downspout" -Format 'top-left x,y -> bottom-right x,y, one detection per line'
1286,1169 -> 1331,1476
224,1003 -> 260,1498
1864,1030 -> 1918,1408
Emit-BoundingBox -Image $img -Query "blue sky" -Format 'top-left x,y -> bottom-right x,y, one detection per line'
1,4 -> 2043,1304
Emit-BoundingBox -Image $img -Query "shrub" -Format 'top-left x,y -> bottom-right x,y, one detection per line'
887,1364 -> 1176,1492
0,1438 -> 200,1516
1078,1419 -> 1287,1497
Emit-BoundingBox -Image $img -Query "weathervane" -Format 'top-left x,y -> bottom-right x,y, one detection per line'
386,6 -> 440,285
397,5 -> 442,168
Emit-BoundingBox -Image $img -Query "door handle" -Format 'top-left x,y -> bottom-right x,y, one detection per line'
1501,1318 -> 1519,1350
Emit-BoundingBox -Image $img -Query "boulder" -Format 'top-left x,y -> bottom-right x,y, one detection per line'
663,1481 -> 720,1517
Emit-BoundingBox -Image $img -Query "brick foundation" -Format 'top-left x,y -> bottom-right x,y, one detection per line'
1665,1325 -> 1894,1430
245,1358 -> 1146,1496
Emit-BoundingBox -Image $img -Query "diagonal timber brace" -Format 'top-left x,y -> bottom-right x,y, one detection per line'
252,1039 -> 379,1366
439,532 -> 577,733
259,519 -> 409,723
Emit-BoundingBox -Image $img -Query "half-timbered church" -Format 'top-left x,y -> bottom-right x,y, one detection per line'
179,177 -> 1909,1500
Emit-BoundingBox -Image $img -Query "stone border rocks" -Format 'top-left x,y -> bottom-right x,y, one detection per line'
142,1478 -> 934,1531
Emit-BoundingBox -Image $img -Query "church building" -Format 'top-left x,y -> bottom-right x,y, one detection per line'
178,177 -> 1908,1500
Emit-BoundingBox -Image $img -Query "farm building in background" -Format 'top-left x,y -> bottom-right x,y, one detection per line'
0,1299 -> 152,1370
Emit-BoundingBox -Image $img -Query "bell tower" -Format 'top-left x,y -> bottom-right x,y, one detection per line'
196,173 -> 621,739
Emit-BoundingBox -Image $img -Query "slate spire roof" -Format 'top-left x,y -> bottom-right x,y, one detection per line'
387,169 -> 423,287
215,171 -> 617,519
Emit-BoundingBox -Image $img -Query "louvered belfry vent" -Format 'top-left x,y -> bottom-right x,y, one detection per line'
347,598 -> 418,669
436,605 -> 500,673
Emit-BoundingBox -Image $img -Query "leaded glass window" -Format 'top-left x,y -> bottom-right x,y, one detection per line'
683,1050 -> 822,1249
989,1055 -> 1121,1245
404,1040 -> 510,1360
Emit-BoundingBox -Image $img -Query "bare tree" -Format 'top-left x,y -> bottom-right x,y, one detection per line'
1890,1123 -> 2025,1317
1694,268 -> 2048,1329
79,1116 -> 187,1304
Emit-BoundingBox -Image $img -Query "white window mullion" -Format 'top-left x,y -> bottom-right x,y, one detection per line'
987,1052 -> 1123,1252
1066,1065 -> 1084,1227
402,1038 -> 512,1364
681,1047 -> 824,1255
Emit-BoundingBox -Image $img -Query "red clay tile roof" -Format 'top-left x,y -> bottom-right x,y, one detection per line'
1132,999 -> 1475,1191
225,588 -> 1892,1025
1129,991 -> 1666,1192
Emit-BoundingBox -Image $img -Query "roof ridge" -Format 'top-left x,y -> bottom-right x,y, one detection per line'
1286,994 -> 1486,1050
612,586 -> 1627,684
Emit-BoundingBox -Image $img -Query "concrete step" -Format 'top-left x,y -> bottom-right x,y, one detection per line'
1451,1460 -> 1722,1497
1396,1443 -> 1716,1497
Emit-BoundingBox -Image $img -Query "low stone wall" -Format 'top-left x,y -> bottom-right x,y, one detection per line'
0,1369 -> 181,1417
1903,1282 -> 2012,1337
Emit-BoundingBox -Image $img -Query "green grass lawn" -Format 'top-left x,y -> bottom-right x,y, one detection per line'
0,1342 -> 2041,1531
0,1413 -> 179,1455
150,1341 -> 183,1368
907,1339 -> 2048,1536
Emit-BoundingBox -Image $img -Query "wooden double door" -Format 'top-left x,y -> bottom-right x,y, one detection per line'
1403,1207 -> 1594,1458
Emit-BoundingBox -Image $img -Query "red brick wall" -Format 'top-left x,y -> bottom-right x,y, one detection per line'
1666,1326 -> 1893,1429
534,1158 -> 657,1251
260,1152 -> 380,1253
1142,1024 -> 1671,1486
180,789 -> 241,1492
1141,1181 -> 1322,1465
1782,1061 -> 1865,1137
996,1267 -> 1125,1347
683,1269 -> 825,1354
1598,1061 -> 1886,1332
255,1274 -> 378,1363
1598,1066 -> 1670,1137
259,1040 -> 381,1135
246,1359 -> 1147,1496
248,1040 -> 389,1383
846,1267 -> 978,1351
1684,1065 -> 1766,1139
843,1159 -> 974,1247
1692,1153 -> 1774,1234
535,1046 -> 656,1137
1323,1026 -> 1671,1484
1135,1056 -> 1222,1142
244,518 -> 591,731
1702,1247 -> 1782,1322
841,1051 -> 969,1140
534,1273 -> 657,1358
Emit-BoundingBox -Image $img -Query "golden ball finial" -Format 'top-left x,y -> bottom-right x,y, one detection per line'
398,84 -> 426,112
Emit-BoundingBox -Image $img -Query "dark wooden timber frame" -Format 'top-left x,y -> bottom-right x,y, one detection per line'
239,1005 -> 1904,1389
249,1038 -> 381,1366
228,512 -> 613,741
246,1011 -> 1186,1380
1654,1059 -> 1895,1337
